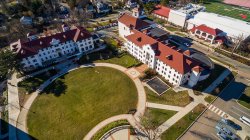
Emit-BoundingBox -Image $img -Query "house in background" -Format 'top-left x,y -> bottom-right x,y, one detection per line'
10,25 -> 102,71
20,16 -> 33,26
152,5 -> 171,21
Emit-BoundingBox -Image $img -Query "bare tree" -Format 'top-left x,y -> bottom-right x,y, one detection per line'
135,115 -> 161,140
231,34 -> 245,55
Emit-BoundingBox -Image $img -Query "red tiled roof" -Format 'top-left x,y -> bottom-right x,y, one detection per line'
125,30 -> 200,74
125,30 -> 158,47
190,24 -> 223,36
11,26 -> 92,58
153,5 -> 171,18
118,13 -> 150,30
156,42 -> 199,74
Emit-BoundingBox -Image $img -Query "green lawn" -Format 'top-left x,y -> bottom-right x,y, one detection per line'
161,104 -> 206,140
27,67 -> 138,139
144,108 -> 177,127
204,0 -> 250,22
79,50 -> 141,68
238,86 -> 250,109
92,120 -> 130,140
95,54 -> 141,68
146,87 -> 191,107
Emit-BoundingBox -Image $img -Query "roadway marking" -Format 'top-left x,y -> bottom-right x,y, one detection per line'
229,110 -> 241,117
232,106 -> 250,118
209,105 -> 214,109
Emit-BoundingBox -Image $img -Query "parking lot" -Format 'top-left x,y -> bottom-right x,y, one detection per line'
180,110 -> 221,140
146,77 -> 170,95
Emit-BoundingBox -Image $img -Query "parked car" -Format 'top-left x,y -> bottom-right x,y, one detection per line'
221,118 -> 241,130
240,116 -> 250,127
217,131 -> 230,140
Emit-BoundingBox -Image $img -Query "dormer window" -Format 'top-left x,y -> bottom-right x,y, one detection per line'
166,55 -> 173,60
137,37 -> 142,42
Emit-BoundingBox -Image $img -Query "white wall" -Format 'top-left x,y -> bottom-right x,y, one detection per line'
21,37 -> 94,71
118,22 -> 133,39
168,10 -> 187,27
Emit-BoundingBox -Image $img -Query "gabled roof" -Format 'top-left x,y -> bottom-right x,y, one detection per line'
125,30 -> 158,47
125,29 -> 200,74
153,5 -> 171,18
118,13 -> 151,30
155,42 -> 199,74
11,26 -> 92,58
190,24 -> 223,36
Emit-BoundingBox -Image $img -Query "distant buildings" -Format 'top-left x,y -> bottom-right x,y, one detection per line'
10,25 -> 101,71
187,12 -> 250,42
20,16 -> 33,26
118,8 -> 210,87
152,3 -> 205,27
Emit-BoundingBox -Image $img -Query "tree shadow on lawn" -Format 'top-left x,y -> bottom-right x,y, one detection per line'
42,76 -> 67,97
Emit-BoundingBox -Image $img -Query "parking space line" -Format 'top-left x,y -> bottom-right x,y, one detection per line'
211,133 -> 219,140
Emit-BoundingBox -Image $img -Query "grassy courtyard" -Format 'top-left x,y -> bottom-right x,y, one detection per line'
161,104 -> 206,140
144,108 -> 177,127
27,67 -> 138,139
146,87 -> 192,107
204,0 -> 250,22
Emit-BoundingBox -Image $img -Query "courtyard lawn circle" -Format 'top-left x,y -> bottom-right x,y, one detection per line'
27,67 -> 138,139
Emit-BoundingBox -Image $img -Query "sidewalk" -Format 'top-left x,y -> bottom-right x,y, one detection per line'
157,102 -> 199,135
7,73 -> 20,140
146,102 -> 184,112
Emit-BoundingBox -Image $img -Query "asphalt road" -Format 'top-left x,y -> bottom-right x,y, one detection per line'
213,76 -> 250,121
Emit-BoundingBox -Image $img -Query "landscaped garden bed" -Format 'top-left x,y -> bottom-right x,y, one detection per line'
146,87 -> 192,107
92,119 -> 130,140
161,104 -> 206,140
27,67 -> 138,139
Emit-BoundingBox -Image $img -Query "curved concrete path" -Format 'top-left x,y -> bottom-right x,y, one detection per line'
17,63 -> 146,140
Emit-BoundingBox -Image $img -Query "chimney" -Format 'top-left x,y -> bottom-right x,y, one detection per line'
166,55 -> 173,60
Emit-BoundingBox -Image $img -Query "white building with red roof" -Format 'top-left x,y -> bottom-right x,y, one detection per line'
152,5 -> 171,21
10,26 -> 97,71
189,24 -> 227,45
118,12 -> 210,87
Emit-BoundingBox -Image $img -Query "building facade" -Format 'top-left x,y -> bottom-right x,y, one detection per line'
10,26 -> 96,71
189,24 -> 227,45
118,12 -> 209,87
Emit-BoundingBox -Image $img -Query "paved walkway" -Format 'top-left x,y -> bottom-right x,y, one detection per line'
16,63 -> 146,140
157,101 -> 199,135
7,73 -> 20,140
146,102 -> 184,112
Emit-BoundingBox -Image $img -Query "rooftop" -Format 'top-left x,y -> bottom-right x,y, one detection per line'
11,26 -> 92,58
153,5 -> 171,18
118,13 -> 151,30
